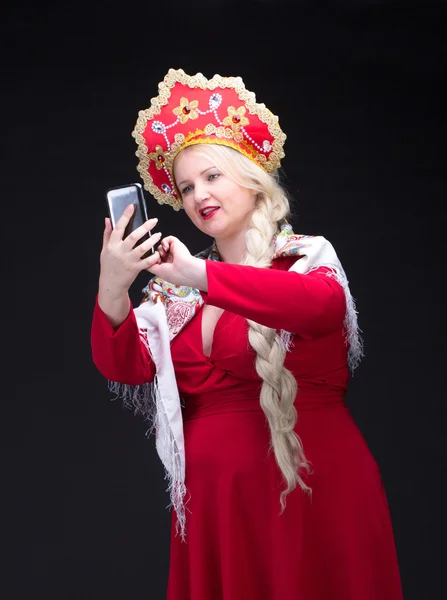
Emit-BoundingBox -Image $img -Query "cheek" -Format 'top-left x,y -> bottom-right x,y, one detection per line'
233,193 -> 256,217
182,200 -> 196,221
182,200 -> 208,231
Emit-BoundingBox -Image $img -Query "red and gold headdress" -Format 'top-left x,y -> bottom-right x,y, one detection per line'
132,68 -> 286,211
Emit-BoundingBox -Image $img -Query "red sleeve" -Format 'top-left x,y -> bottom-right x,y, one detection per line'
201,258 -> 346,338
90,295 -> 156,385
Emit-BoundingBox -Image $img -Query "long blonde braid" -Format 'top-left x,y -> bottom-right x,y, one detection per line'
242,196 -> 311,511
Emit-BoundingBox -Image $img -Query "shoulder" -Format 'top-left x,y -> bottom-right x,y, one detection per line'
271,255 -> 304,271
274,233 -> 340,270
272,234 -> 344,283
271,254 -> 335,274
274,233 -> 335,256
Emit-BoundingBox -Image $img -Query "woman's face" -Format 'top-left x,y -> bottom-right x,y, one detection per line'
173,148 -> 257,241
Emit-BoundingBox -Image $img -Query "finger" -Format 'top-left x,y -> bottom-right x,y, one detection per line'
160,235 -> 176,252
123,217 -> 159,250
142,250 -> 161,271
102,217 -> 112,249
134,231 -> 162,258
112,203 -> 135,240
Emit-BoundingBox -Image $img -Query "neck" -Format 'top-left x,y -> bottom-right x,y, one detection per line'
215,230 -> 248,264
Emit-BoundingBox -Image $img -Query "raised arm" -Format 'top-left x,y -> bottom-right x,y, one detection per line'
146,237 -> 347,339
201,258 -> 346,338
91,204 -> 164,385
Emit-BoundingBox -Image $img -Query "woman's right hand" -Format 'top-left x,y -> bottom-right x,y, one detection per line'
99,203 -> 162,297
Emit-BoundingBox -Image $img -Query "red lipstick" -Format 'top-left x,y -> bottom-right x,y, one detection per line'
200,207 -> 220,220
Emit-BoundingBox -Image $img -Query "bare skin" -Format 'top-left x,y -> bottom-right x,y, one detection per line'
98,148 -> 257,336
174,148 -> 256,265
98,205 -> 163,327
98,206 -> 207,327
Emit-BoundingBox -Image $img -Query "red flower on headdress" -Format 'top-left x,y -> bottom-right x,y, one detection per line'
173,97 -> 199,124
222,106 -> 250,132
148,144 -> 168,170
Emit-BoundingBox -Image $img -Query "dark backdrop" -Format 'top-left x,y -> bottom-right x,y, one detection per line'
5,1 -> 445,598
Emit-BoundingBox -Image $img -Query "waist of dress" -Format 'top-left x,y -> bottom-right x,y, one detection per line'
182,386 -> 346,421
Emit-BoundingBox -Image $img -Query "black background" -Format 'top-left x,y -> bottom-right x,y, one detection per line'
5,0 -> 445,598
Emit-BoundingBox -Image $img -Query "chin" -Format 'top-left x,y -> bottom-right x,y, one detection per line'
199,219 -> 226,236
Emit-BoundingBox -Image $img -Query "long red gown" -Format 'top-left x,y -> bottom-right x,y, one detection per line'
91,256 -> 403,599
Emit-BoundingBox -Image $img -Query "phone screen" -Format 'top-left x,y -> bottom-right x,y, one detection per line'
106,183 -> 148,235
106,183 -> 153,256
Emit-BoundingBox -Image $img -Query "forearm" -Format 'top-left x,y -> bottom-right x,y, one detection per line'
98,277 -> 131,328
202,261 -> 346,338
91,296 -> 156,385
179,257 -> 208,292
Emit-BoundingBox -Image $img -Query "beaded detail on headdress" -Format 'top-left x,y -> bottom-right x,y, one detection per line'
132,68 -> 286,211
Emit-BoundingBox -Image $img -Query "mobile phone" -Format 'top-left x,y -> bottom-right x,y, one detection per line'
105,182 -> 154,258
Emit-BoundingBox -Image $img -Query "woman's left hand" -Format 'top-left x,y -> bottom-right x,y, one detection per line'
147,235 -> 208,291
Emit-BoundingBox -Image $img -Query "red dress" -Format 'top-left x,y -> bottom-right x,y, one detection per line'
91,257 -> 403,600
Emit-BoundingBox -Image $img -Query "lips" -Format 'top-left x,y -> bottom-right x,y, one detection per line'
200,207 -> 220,220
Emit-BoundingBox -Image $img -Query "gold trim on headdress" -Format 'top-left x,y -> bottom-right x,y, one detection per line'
132,68 -> 286,211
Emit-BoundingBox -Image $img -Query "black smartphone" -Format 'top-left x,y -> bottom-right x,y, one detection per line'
105,182 -> 154,258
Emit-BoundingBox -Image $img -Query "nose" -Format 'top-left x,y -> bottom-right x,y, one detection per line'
193,180 -> 211,205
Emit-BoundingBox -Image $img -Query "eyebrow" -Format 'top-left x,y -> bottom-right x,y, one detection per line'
177,166 -> 217,188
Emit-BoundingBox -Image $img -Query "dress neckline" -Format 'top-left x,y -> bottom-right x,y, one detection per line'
198,305 -> 226,360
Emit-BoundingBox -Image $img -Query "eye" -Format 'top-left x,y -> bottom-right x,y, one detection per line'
207,173 -> 220,181
181,184 -> 192,194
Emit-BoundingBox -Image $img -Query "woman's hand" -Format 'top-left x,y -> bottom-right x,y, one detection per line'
148,235 -> 208,291
99,204 -> 162,298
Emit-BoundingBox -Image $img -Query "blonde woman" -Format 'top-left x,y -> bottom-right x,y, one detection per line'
91,69 -> 403,599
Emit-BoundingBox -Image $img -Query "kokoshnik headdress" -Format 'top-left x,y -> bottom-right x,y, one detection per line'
132,67 -> 286,210
109,69 -> 363,543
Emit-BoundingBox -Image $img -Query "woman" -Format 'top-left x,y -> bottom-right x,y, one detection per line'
91,68 -> 403,599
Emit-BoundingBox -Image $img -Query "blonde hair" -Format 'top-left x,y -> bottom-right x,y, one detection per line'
175,144 -> 312,511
